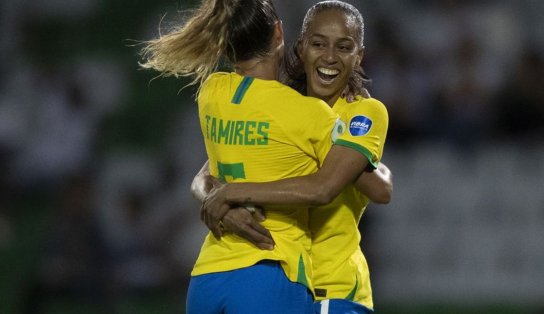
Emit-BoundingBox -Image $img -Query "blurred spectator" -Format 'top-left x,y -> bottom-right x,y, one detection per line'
365,15 -> 424,145
94,152 -> 189,292
110,189 -> 170,292
30,174 -> 113,311
493,47 -> 544,140
161,104 -> 209,277
8,65 -> 103,192
425,36 -> 492,146
0,202 -> 12,249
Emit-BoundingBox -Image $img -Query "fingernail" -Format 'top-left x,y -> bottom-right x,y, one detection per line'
264,244 -> 274,250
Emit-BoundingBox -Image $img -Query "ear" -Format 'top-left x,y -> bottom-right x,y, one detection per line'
296,39 -> 303,58
273,20 -> 284,48
356,48 -> 364,65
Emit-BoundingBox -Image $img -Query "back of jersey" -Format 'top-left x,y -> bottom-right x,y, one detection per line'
193,72 -> 337,289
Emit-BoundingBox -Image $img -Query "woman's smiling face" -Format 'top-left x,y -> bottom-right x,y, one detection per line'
298,9 -> 363,106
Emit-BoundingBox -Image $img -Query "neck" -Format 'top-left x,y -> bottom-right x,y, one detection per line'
307,90 -> 341,108
234,56 -> 279,80
324,95 -> 338,107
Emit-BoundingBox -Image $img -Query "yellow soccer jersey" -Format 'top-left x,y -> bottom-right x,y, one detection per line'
192,72 -> 338,290
310,96 -> 389,309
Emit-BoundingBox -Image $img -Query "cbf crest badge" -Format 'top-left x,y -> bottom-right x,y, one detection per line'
331,118 -> 347,142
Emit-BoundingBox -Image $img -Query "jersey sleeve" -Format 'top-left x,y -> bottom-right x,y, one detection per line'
299,99 -> 337,166
334,98 -> 389,168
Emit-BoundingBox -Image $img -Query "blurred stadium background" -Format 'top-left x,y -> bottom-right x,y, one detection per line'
1,0 -> 543,313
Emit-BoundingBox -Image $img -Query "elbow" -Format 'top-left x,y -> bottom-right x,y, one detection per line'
313,193 -> 334,206
190,180 -> 203,202
191,174 -> 210,203
373,167 -> 393,204
311,184 -> 337,206
374,189 -> 392,204
373,184 -> 393,204
294,174 -> 341,206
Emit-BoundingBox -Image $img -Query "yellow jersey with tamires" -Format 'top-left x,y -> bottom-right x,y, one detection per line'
311,96 -> 388,309
192,72 -> 338,290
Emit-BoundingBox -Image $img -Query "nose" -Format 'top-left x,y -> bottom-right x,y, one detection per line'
322,46 -> 337,64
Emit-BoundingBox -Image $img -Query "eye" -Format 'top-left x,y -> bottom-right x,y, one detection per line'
337,40 -> 356,52
338,44 -> 354,52
311,41 -> 326,48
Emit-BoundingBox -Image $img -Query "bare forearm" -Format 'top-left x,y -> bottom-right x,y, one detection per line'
201,146 -> 368,235
224,173 -> 333,207
223,145 -> 368,207
354,162 -> 393,204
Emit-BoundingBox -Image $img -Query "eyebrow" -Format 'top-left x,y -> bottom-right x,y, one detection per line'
309,33 -> 356,43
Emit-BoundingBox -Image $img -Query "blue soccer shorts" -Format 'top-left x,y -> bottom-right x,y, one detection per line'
314,299 -> 374,314
186,260 -> 313,314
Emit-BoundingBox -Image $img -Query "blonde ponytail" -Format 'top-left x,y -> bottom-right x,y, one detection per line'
139,0 -> 239,88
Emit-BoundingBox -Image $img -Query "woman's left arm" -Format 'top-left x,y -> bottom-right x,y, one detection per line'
354,162 -> 393,204
202,144 -> 369,236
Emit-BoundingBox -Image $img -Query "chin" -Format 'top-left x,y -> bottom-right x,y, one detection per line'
314,87 -> 338,100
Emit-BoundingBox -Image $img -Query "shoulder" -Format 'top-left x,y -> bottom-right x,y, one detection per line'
258,80 -> 303,98
354,96 -> 387,111
201,72 -> 234,90
295,95 -> 335,117
346,96 -> 389,119
199,72 -> 240,101
260,81 -> 334,115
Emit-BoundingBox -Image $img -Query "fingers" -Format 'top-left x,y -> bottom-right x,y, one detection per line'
210,225 -> 222,239
200,202 -> 224,239
222,208 -> 274,250
235,223 -> 274,250
249,221 -> 274,248
200,204 -> 223,240
210,176 -> 223,189
245,229 -> 274,250
206,203 -> 230,237
200,198 -> 271,249
200,186 -> 230,239
253,208 -> 266,222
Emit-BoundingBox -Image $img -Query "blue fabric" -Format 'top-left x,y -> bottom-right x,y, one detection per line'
186,260 -> 313,314
314,299 -> 374,314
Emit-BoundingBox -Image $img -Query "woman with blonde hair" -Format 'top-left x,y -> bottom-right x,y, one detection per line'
141,0 -> 340,312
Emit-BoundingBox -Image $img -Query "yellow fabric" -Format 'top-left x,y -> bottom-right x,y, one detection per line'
310,96 -> 389,309
334,96 -> 389,168
192,72 -> 338,290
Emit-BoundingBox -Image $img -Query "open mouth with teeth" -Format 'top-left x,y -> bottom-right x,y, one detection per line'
317,67 -> 339,82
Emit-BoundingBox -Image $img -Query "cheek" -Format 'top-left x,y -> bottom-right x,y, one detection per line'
302,53 -> 315,72
302,50 -> 315,64
346,56 -> 359,71
302,61 -> 313,76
